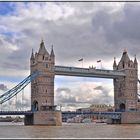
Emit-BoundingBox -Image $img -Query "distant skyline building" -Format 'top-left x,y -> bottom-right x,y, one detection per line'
76,104 -> 114,112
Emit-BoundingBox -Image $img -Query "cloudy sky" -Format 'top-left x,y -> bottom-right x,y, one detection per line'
0,2 -> 140,111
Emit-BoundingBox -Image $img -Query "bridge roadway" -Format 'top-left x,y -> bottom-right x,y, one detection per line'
0,111 -> 33,115
55,66 -> 126,79
62,111 -> 122,119
0,111 -> 121,119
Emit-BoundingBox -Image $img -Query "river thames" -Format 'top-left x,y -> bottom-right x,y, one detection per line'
0,122 -> 140,138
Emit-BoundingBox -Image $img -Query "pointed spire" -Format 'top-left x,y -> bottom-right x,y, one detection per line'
134,54 -> 137,64
113,57 -> 117,68
123,48 -> 127,54
50,44 -> 55,57
120,48 -> 130,63
30,48 -> 34,60
38,39 -> 49,55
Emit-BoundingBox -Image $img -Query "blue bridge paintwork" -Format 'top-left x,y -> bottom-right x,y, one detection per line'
62,111 -> 122,119
0,111 -> 33,115
0,111 -> 121,119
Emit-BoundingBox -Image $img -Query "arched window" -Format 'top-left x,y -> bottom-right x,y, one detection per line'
128,62 -> 130,67
32,100 -> 39,111
46,64 -> 48,68
119,103 -> 125,112
122,62 -> 125,68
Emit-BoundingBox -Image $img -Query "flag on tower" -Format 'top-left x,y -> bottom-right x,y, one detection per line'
97,60 -> 101,63
78,58 -> 83,61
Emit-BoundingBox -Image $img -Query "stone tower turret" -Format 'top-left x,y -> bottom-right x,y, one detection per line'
50,45 -> 55,58
114,50 -> 138,112
113,57 -> 117,70
50,45 -> 55,71
134,55 -> 138,69
30,49 -> 35,66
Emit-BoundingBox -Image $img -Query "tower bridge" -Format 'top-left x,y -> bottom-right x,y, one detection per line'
0,40 -> 140,125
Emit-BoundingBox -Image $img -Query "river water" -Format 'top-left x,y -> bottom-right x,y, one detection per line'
0,122 -> 140,138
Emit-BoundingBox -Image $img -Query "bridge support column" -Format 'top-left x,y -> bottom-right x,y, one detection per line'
24,114 -> 33,125
33,110 -> 62,126
30,40 -> 62,126
107,118 -> 121,124
121,112 -> 140,124
24,111 -> 62,126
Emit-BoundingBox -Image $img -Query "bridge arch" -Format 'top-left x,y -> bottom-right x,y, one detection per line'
119,103 -> 125,112
32,100 -> 39,111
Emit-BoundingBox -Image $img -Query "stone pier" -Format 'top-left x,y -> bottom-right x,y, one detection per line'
25,110 -> 62,126
121,112 -> 140,124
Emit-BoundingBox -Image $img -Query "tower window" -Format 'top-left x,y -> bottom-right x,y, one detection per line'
123,62 -> 125,68
43,55 -> 45,60
46,64 -> 48,68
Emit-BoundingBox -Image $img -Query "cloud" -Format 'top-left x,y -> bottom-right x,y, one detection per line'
1,93 -> 31,111
0,81 -> 31,111
94,86 -> 103,90
0,84 -> 8,91
55,88 -> 76,104
91,3 -> 140,58
55,82 -> 113,111
0,2 -> 118,72
0,2 -> 139,72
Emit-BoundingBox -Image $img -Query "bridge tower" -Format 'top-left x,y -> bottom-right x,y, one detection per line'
25,40 -> 62,125
30,40 -> 55,110
113,50 -> 138,112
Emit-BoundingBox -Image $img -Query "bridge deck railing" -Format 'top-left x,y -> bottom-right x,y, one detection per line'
62,111 -> 122,119
55,66 -> 125,78
0,111 -> 33,115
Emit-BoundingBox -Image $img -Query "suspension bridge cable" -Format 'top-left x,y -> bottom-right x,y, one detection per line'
8,100 -> 10,111
0,71 -> 39,104
22,89 -> 24,111
15,94 -> 17,111
137,79 -> 140,99
0,104 -> 2,111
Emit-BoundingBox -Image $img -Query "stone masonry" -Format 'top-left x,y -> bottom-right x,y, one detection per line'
28,40 -> 62,125
113,50 -> 138,112
30,40 -> 55,110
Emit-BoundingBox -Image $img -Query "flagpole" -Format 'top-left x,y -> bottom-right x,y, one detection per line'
97,60 -> 102,69
78,58 -> 83,68
101,61 -> 102,69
